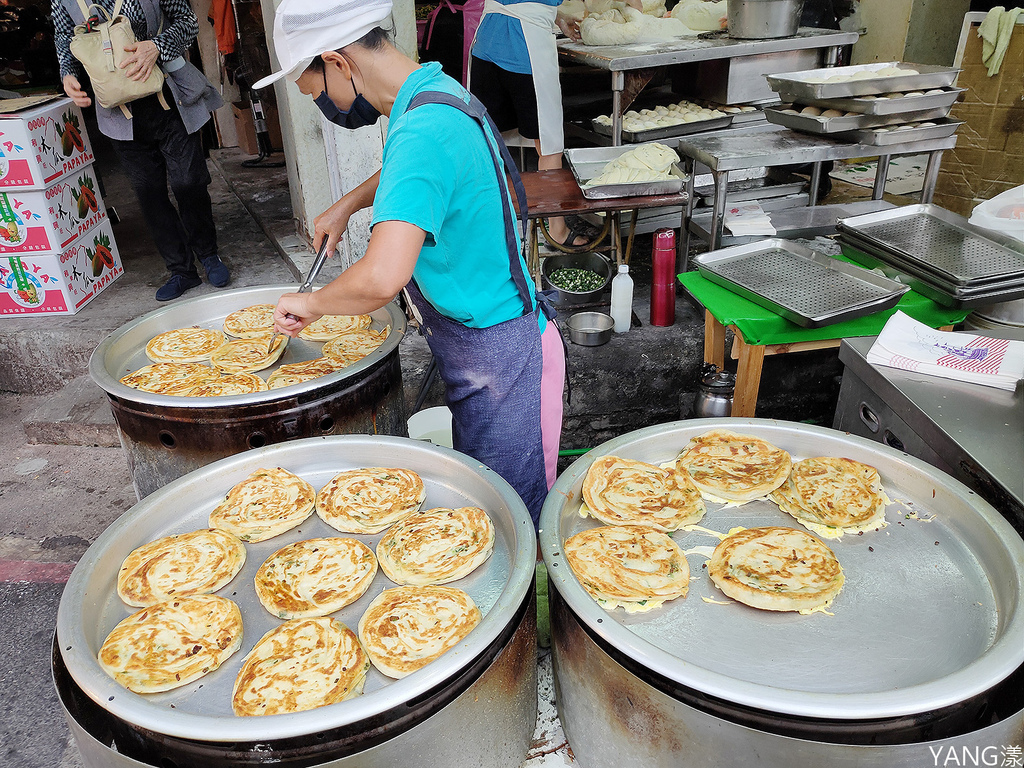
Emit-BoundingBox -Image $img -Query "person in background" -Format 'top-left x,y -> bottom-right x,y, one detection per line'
52,0 -> 229,301
257,0 -> 565,526
469,0 -> 640,248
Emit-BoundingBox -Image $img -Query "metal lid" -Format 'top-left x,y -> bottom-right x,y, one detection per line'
57,435 -> 535,742
700,370 -> 736,393
88,285 -> 407,408
539,419 -> 1024,721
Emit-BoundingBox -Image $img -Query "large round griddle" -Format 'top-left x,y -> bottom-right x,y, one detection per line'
539,419 -> 1024,721
57,435 -> 535,742
89,285 -> 407,407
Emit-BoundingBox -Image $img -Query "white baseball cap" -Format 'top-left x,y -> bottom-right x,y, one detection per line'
252,0 -> 393,90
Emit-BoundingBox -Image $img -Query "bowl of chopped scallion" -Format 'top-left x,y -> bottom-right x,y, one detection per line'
541,253 -> 613,305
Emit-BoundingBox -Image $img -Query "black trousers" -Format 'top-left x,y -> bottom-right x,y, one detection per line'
109,91 -> 218,277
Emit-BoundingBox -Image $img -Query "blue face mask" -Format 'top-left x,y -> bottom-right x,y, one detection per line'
314,67 -> 381,130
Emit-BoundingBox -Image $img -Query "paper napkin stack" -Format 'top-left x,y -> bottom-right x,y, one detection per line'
867,311 -> 1024,391
724,202 -> 776,236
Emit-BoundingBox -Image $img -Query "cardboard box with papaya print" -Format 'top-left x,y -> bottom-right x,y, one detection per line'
0,162 -> 106,256
0,97 -> 95,190
0,218 -> 122,316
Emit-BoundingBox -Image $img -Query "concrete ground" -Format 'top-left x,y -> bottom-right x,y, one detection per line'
0,124 -> 903,765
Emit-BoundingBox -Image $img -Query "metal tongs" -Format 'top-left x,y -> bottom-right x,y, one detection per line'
267,238 -> 333,354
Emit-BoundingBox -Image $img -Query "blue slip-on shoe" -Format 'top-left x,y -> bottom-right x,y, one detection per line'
156,273 -> 202,301
201,255 -> 231,288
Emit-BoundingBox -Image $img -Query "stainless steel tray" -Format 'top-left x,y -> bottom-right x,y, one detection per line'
838,117 -> 962,146
564,145 -> 687,200
538,419 -> 1024,721
775,87 -> 965,116
56,435 -> 535,742
767,62 -> 960,101
765,105 -> 952,134
591,113 -> 733,143
838,237 -> 1024,308
694,238 -> 908,327
837,204 -> 1024,284
89,285 -> 407,408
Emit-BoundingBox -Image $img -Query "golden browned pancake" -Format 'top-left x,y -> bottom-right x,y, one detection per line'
209,467 -> 316,542
120,363 -> 220,396
676,430 -> 792,502
771,457 -> 887,534
210,334 -> 288,374
145,327 -> 227,363
266,357 -> 346,390
316,468 -> 426,534
322,329 -> 387,364
708,526 -> 844,612
98,595 -> 243,693
357,585 -> 480,679
298,314 -> 372,341
581,455 -> 706,531
117,528 -> 246,607
376,507 -> 494,586
185,373 -> 269,397
232,617 -> 369,716
564,524 -> 689,613
223,304 -> 276,338
255,538 -> 378,619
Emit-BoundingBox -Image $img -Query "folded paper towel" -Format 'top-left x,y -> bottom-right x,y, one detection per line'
725,202 -> 776,236
867,311 -> 1024,391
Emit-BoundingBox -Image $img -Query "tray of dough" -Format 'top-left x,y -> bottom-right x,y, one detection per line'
764,105 -> 953,134
774,87 -> 965,116
564,145 -> 687,200
766,62 -> 960,101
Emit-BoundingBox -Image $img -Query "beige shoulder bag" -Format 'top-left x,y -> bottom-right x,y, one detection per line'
69,0 -> 169,118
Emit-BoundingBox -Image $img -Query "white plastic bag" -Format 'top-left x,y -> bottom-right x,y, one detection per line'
969,184 -> 1024,244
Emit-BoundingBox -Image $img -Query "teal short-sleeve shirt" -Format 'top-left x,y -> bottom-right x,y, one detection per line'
371,62 -> 541,330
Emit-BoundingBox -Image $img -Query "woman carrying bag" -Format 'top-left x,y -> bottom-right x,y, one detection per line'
255,0 -> 565,525
52,0 -> 231,301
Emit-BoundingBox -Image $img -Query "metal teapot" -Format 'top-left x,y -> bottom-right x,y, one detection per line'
693,364 -> 735,418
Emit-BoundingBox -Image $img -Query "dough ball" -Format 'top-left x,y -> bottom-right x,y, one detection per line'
682,112 -> 701,122
903,91 -> 924,97
918,122 -> 936,127
821,109 -> 844,118
925,89 -> 944,95
781,108 -> 799,114
800,106 -> 823,116
859,95 -> 878,101
655,106 -> 669,115
850,70 -> 877,80
825,74 -> 849,83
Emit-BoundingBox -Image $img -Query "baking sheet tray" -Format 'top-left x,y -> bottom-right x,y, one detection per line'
764,105 -> 953,134
694,238 -> 908,327
838,237 -> 1024,308
88,285 -> 406,408
838,117 -> 962,146
591,113 -> 732,143
538,419 -> 1024,721
767,62 -> 960,101
837,204 -> 1024,284
564,145 -> 687,200
775,87 -> 964,116
56,435 -> 535,742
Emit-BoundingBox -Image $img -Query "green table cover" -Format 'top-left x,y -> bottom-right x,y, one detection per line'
678,270 -> 970,346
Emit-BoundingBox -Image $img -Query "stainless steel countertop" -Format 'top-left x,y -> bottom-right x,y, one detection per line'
839,336 -> 1024,514
676,124 -> 958,171
558,28 -> 858,71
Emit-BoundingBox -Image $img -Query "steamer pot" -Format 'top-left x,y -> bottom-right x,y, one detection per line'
89,286 -> 408,498
728,0 -> 804,39
55,435 -> 538,767
539,419 -> 1024,766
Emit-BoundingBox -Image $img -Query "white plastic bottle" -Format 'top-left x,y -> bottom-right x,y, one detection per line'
609,263 -> 634,333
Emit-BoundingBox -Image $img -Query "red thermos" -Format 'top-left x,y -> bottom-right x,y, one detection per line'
650,228 -> 676,326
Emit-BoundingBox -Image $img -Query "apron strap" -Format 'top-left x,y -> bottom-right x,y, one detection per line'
407,90 -> 547,319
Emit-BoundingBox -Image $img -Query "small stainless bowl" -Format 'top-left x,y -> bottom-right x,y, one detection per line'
566,312 -> 614,346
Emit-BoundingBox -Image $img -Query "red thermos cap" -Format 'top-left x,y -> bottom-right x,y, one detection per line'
650,228 -> 676,327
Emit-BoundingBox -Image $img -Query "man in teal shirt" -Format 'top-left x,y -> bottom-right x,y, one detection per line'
256,0 -> 565,524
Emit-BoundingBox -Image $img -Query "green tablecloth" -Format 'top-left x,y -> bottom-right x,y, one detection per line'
678,270 -> 970,346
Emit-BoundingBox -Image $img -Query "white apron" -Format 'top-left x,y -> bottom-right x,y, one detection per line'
471,0 -> 564,156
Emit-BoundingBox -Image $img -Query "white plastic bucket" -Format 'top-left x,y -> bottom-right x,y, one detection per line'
407,406 -> 454,448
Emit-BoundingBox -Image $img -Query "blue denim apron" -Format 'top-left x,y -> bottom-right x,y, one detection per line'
405,91 -> 560,524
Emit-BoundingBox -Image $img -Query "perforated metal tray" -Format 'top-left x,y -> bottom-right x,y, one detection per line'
764,105 -> 953,134
591,113 -> 732,143
694,238 -> 909,327
838,204 -> 1024,285
839,117 -> 962,146
538,419 -> 1024,721
767,62 -> 960,100
775,87 -> 964,116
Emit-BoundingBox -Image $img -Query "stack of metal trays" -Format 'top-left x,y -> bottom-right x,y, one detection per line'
766,62 -> 960,101
564,145 -> 686,200
693,238 -> 909,327
764,105 -> 954,135
775,88 -> 965,116
837,204 -> 1024,308
591,113 -> 732,143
